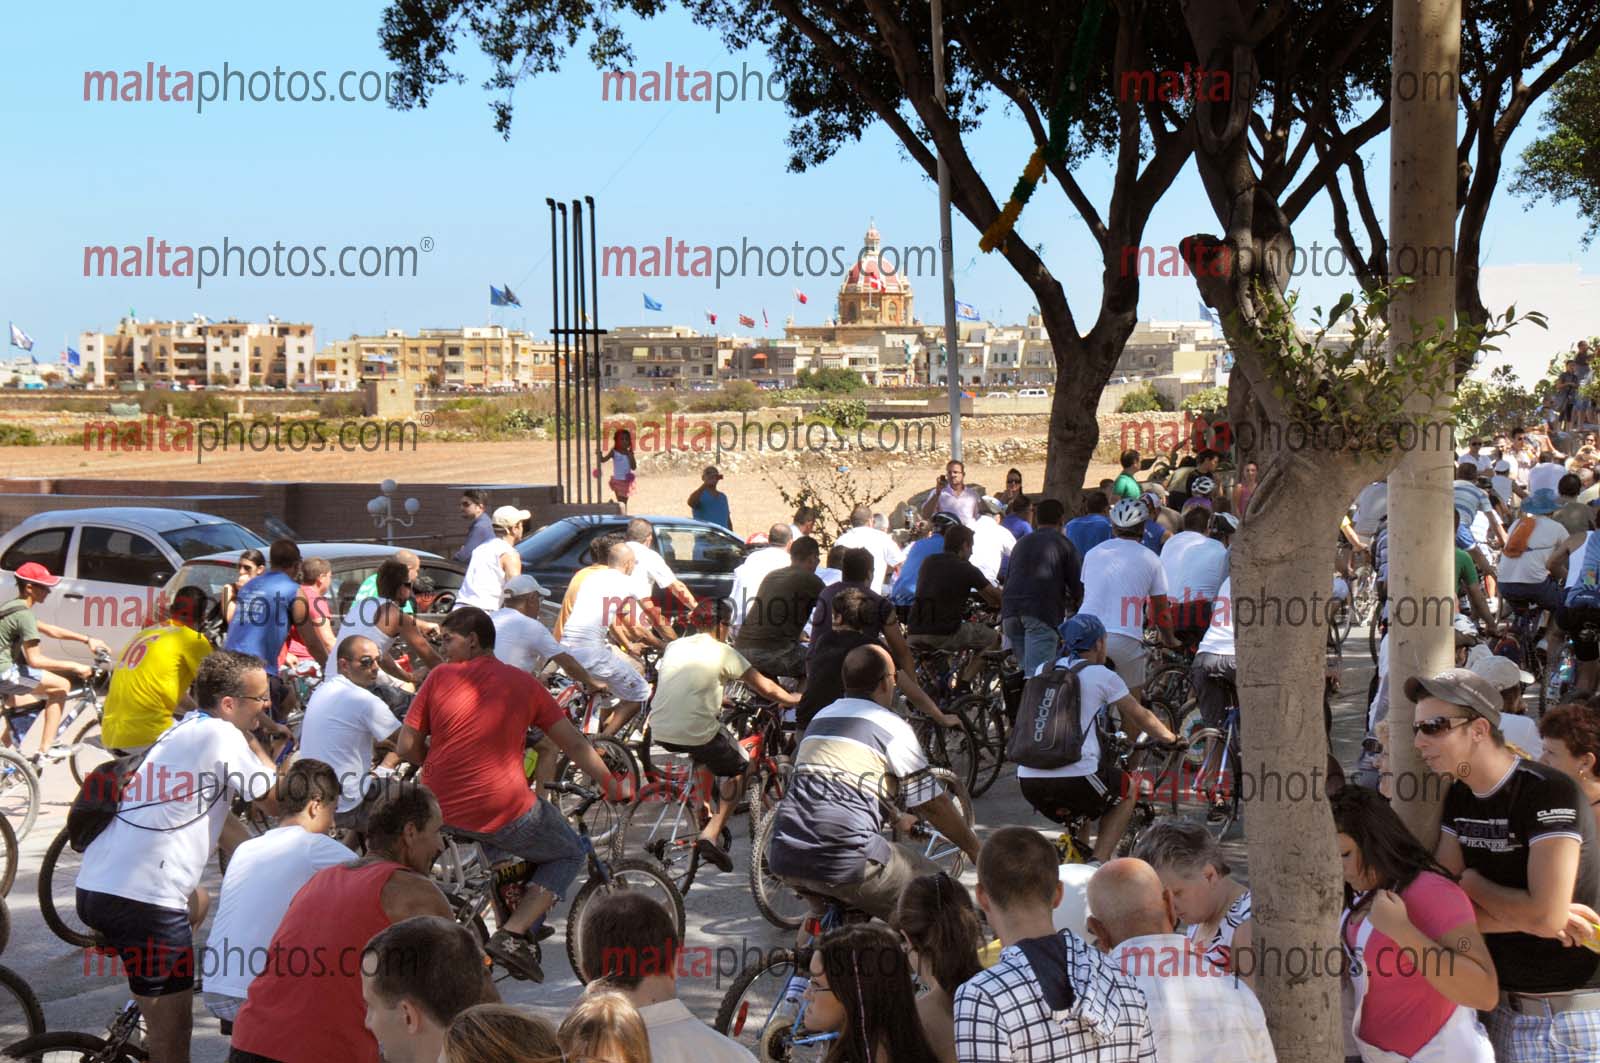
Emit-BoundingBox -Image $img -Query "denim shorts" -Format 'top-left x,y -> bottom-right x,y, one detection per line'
452,797 -> 585,904
77,888 -> 195,997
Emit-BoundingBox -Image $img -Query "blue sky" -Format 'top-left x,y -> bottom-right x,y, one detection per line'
2,1 -> 1594,382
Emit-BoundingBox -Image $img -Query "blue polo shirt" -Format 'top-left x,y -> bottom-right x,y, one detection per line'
1064,513 -> 1112,558
890,535 -> 944,607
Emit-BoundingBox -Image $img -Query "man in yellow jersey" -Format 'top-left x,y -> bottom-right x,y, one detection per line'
101,587 -> 214,752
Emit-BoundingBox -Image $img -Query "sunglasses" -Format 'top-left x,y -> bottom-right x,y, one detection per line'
1413,715 -> 1471,737
355,655 -> 380,667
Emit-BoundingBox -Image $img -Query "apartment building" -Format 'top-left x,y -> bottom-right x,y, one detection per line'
321,326 -> 555,389
599,325 -> 720,388
77,316 -> 314,388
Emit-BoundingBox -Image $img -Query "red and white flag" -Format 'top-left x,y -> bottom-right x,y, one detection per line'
705,309 -> 717,325
738,314 -> 756,328
865,271 -> 884,292
794,289 -> 808,304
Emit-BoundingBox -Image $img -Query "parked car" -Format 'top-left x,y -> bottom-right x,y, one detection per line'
516,515 -> 746,616
164,544 -> 465,645
1018,387 -> 1049,398
0,508 -> 268,664
986,391 -> 1014,400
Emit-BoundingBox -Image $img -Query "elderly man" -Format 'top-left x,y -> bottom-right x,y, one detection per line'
623,517 -> 697,637
729,524 -> 793,635
1086,858 -> 1275,1063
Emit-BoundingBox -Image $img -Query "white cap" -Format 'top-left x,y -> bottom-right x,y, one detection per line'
503,574 -> 549,598
492,505 -> 532,529
1494,460 -> 1511,473
1470,652 -> 1535,689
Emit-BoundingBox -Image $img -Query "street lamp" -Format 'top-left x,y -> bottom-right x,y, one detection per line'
367,478 -> 420,547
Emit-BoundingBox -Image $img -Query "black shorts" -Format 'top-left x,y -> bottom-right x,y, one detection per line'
77,888 -> 195,997
1020,766 -> 1125,824
659,728 -> 749,780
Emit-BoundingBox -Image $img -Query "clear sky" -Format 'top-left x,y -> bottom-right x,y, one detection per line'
2,1 -> 1593,383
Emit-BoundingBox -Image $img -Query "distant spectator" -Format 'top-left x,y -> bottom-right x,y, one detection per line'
452,489 -> 494,563
688,465 -> 732,530
1114,450 -> 1142,499
920,459 -> 983,527
1001,494 -> 1034,540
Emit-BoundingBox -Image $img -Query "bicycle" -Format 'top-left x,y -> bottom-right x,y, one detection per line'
1503,597 -> 1553,714
0,650 -> 106,841
2,995 -> 142,1062
1038,733 -> 1190,864
747,765 -> 973,931
1170,686 -> 1244,841
713,893 -> 857,1061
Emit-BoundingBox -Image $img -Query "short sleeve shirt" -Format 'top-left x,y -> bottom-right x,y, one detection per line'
649,634 -> 751,746
907,553 -> 990,635
490,607 -> 564,674
404,655 -> 564,834
1439,758 -> 1600,990
0,598 -> 39,674
297,674 -> 401,812
1019,656 -> 1129,780
626,541 -> 678,601
736,566 -> 825,650
563,568 -> 639,649
103,621 -> 214,749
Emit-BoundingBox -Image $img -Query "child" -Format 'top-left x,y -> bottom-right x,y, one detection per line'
597,428 -> 636,513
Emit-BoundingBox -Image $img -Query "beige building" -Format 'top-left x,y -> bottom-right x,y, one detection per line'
322,326 -> 555,389
78,316 -> 315,388
600,325 -> 720,389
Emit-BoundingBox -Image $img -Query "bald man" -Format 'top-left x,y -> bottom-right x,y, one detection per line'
1086,858 -> 1275,1063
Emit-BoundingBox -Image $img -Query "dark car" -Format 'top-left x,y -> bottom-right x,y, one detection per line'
516,515 -> 746,612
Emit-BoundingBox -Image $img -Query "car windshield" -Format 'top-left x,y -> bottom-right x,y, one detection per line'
517,520 -> 580,563
167,559 -> 238,599
161,522 -> 268,559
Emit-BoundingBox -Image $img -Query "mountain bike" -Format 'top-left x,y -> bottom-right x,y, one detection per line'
2,995 -> 142,1061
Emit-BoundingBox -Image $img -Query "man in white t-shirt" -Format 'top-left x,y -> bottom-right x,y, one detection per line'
453,505 -> 528,611
297,635 -> 402,832
201,758 -> 351,1022
1498,489 -> 1571,666
1528,454 -> 1569,498
75,649 -> 282,1063
1019,615 -> 1177,863
1192,578 -> 1237,731
920,459 -> 983,527
1078,499 -> 1177,698
1490,459 -> 1520,508
1158,507 -> 1230,647
970,496 -> 1017,583
1352,481 -> 1388,539
835,504 -> 905,592
624,517 -> 698,636
729,525 -> 793,634
563,541 -> 655,735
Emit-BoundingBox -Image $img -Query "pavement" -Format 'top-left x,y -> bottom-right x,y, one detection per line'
0,628 -> 1380,1058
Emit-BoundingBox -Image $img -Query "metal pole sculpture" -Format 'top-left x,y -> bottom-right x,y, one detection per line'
547,198 -> 608,503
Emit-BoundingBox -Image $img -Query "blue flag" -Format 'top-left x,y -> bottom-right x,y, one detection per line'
490,286 -> 509,306
1198,301 -> 1220,325
67,347 -> 81,367
501,285 -> 521,308
8,323 -> 34,351
644,293 -> 663,312
955,301 -> 979,322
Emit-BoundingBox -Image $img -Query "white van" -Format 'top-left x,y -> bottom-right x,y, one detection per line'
1018,387 -> 1049,398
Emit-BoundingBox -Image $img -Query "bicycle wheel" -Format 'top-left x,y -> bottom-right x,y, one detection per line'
554,735 -> 636,851
565,857 -> 685,985
1144,665 -> 1194,723
39,828 -> 97,948
749,806 -> 810,931
0,813 -> 16,900
0,964 -> 41,1047
1546,644 -> 1578,709
0,753 -> 39,843
898,767 -> 974,877
1167,728 -> 1240,840
949,694 -> 1005,798
744,756 -> 791,845
714,950 -> 827,1062
1350,566 -> 1377,625
66,711 -> 113,789
1,1032 -> 146,1062
911,712 -> 979,795
613,784 -> 701,891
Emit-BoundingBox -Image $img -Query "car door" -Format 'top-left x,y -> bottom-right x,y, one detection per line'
0,525 -> 77,661
653,523 -> 746,604
68,524 -> 180,661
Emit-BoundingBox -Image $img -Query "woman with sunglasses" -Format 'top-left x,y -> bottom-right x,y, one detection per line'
997,468 -> 1026,507
1331,785 -> 1496,1061
1540,702 -> 1600,834
893,873 -> 983,1063
221,548 -> 266,625
803,924 -> 939,1063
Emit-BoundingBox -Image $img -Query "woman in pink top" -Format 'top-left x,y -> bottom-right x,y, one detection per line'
1333,786 -> 1497,1061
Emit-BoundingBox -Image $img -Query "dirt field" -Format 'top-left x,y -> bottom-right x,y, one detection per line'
0,414 -> 1119,538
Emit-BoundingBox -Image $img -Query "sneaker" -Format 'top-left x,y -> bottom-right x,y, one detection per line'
486,930 -> 544,983
695,836 -> 734,873
533,923 -> 556,944
41,744 -> 70,763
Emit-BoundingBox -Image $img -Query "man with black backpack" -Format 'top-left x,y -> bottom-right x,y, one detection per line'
1015,614 -> 1177,863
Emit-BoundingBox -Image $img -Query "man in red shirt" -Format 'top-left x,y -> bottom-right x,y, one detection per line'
397,606 -> 630,982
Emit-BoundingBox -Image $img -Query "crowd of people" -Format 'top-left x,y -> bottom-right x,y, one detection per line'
5,344 -> 1600,1061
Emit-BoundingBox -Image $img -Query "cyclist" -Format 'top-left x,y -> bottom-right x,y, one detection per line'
0,561 -> 111,761
297,635 -> 402,835
729,525 -> 793,635
891,513 -> 960,608
801,587 -> 953,732
905,524 -> 1002,686
1499,488 -> 1569,666
1018,615 -> 1178,863
1167,449 -> 1220,510
335,558 -> 443,718
623,518 -> 698,638
1548,507 -> 1600,697
281,556 -> 336,671
733,535 -> 823,681
766,644 -> 980,922
1078,498 -> 1178,700
649,598 -> 801,872
101,585 -> 213,754
561,541 -> 656,736
1158,506 -> 1229,649
970,495 -> 1017,583
397,606 -> 632,982
1003,498 -> 1085,675
454,506 -> 528,611
491,574 -> 607,692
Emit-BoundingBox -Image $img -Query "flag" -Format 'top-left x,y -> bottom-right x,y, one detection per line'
67,347 -> 81,367
864,272 -> 884,292
8,323 -> 33,351
644,293 -> 663,311
705,310 -> 717,326
762,309 -> 769,328
502,284 -> 522,308
794,289 -> 808,304
1198,301 -> 1221,326
955,300 -> 979,321
738,314 -> 756,328
490,286 -> 509,306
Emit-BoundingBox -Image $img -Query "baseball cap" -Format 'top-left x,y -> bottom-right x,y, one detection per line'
491,505 -> 532,530
1470,653 -> 1534,690
1403,667 -> 1503,726
1058,613 -> 1107,653
13,562 -> 60,587
980,495 -> 1005,515
1493,459 -> 1511,473
503,574 -> 549,598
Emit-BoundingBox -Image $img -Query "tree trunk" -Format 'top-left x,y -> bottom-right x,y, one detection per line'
1231,451 -> 1356,1062
1386,0 -> 1461,842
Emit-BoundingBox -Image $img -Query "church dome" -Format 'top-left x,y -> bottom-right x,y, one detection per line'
842,220 -> 912,294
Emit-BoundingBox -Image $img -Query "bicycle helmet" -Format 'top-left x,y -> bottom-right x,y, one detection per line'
930,512 -> 962,533
1110,498 -> 1149,529
1189,474 -> 1216,497
1211,512 -> 1240,536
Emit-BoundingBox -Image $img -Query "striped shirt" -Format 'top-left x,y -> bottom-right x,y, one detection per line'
765,698 -> 940,884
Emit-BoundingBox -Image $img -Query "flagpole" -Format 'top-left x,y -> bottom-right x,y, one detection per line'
932,0 -> 962,460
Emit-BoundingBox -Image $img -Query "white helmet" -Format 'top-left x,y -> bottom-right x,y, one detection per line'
1190,474 -> 1216,497
1111,498 -> 1149,529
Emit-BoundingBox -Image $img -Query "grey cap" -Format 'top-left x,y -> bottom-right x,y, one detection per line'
1403,667 -> 1502,726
